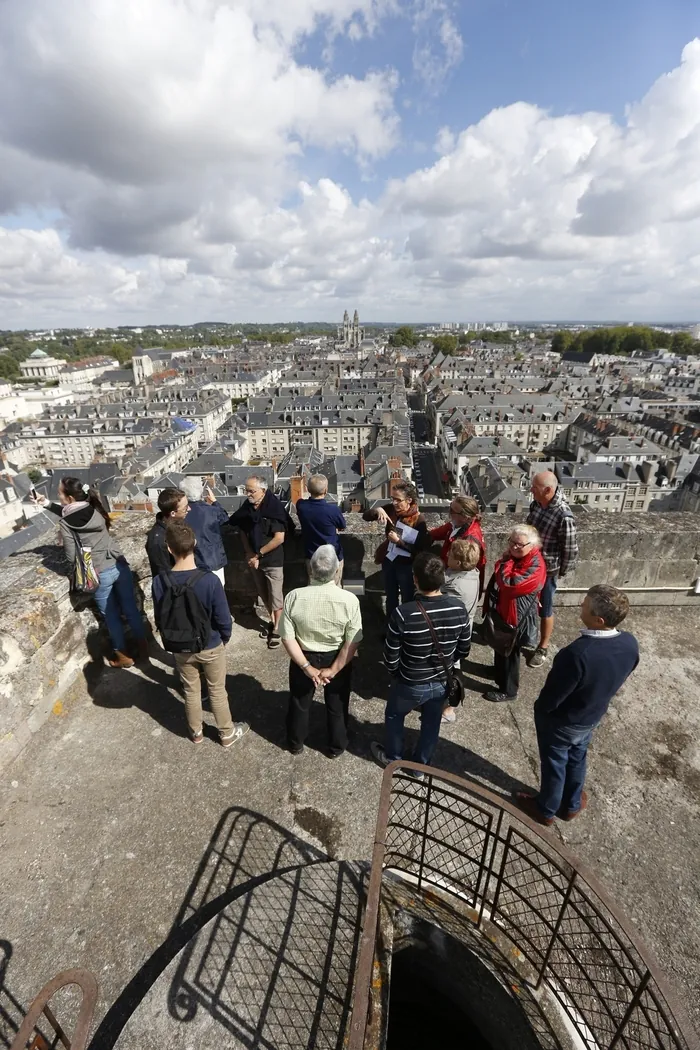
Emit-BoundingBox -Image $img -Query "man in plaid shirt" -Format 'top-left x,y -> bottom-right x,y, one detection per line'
526,471 -> 578,666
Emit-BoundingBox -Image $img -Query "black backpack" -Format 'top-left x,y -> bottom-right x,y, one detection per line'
158,570 -> 212,653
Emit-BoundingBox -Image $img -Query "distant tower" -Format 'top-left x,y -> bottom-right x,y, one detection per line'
343,310 -> 350,345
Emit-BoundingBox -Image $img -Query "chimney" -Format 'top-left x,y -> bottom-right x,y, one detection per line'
290,475 -> 305,504
639,461 -> 653,484
387,456 -> 402,471
359,447 -> 366,476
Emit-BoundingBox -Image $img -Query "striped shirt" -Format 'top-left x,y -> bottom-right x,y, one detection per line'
384,594 -> 471,683
279,580 -> 363,653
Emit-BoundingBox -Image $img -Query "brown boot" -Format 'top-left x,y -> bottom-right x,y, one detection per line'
109,650 -> 134,668
136,638 -> 150,662
562,790 -> 589,821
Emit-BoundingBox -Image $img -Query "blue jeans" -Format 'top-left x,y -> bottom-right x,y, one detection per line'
93,559 -> 145,653
535,713 -> 596,819
385,678 -> 447,766
383,557 -> 415,620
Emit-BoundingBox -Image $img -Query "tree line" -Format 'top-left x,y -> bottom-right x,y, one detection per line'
551,326 -> 700,356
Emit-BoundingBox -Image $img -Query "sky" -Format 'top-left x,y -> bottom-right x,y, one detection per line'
1,0 -> 700,329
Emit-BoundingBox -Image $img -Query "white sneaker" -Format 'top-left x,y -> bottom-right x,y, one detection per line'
221,722 -> 250,748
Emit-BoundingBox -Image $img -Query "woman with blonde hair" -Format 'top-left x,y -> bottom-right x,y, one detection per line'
429,495 -> 486,592
483,524 -> 546,703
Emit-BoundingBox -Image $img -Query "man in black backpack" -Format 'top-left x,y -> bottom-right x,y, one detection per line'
152,521 -> 249,748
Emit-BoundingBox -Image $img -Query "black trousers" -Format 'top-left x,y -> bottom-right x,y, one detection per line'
494,646 -> 522,698
286,649 -> 352,756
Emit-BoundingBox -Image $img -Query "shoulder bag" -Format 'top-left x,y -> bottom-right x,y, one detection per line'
483,580 -> 537,657
415,600 -> 465,708
64,525 -> 101,595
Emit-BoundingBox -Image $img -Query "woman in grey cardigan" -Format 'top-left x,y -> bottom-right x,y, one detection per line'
33,476 -> 147,668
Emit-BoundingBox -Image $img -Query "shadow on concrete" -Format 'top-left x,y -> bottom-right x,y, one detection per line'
0,941 -> 24,1049
82,634 -> 189,741
88,808 -> 352,1050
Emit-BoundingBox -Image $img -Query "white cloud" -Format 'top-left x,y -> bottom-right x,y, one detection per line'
0,4 -> 699,326
411,0 -> 464,93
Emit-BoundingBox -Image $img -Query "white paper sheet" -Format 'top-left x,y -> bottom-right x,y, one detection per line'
386,521 -> 419,561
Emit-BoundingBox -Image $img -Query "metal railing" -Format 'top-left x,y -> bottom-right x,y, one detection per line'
9,969 -> 97,1050
348,763 -> 698,1050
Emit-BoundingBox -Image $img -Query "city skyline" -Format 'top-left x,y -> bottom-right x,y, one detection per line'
1,1 -> 700,327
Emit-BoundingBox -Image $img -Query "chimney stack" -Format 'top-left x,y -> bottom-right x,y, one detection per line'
290,475 -> 305,504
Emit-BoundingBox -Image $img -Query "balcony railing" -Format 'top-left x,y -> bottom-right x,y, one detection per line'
348,763 -> 698,1050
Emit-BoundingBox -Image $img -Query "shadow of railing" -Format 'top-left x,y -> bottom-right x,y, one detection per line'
90,807 -> 363,1050
0,942 -> 23,1050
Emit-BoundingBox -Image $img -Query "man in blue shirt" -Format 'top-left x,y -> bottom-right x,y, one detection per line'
515,584 -> 639,826
296,474 -> 346,584
180,476 -> 230,585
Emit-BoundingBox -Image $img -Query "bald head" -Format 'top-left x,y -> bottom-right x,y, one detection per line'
531,471 -> 558,507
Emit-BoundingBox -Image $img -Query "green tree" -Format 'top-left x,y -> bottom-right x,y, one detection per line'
551,331 -> 574,354
388,326 -> 417,348
670,331 -> 698,355
27,467 -> 43,484
431,334 -> 458,355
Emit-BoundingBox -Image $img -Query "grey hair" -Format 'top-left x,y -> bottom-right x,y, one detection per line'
180,476 -> 204,501
509,524 -> 542,548
310,544 -> 339,583
246,474 -> 268,491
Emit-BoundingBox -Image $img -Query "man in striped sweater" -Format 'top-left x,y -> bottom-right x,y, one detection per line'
371,553 -> 471,773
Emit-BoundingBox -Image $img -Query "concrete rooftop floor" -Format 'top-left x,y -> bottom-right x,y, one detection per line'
0,599 -> 699,1044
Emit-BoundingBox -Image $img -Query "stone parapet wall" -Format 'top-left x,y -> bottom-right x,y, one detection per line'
1,509 -> 699,771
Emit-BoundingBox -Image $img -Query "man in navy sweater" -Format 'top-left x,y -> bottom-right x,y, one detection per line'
515,584 -> 639,826
152,522 -> 249,749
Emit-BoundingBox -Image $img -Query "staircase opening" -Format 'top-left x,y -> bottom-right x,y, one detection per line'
386,945 -> 493,1050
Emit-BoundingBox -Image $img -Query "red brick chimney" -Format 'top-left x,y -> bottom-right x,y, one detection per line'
290,475 -> 305,503
387,456 -> 402,471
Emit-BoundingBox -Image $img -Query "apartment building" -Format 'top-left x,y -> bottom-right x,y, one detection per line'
59,357 -> 119,391
555,461 -> 663,512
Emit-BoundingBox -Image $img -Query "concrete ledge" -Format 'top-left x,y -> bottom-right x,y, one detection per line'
1,509 -> 699,772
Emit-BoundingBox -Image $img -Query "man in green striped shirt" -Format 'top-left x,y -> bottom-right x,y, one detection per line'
280,545 -> 363,758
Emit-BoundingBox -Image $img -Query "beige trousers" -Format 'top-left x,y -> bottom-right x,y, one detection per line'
175,643 -> 233,737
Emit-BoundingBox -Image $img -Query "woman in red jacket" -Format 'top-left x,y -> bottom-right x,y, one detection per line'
429,496 -> 486,591
484,525 -> 546,703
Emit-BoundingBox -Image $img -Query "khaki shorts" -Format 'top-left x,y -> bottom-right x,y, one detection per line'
250,564 -> 284,613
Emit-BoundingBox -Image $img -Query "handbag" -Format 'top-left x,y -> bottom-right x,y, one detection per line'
374,537 -> 390,564
65,525 -> 101,595
483,581 -> 536,657
415,601 -> 465,708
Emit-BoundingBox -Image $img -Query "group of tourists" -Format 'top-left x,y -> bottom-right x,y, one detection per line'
31,469 -> 639,829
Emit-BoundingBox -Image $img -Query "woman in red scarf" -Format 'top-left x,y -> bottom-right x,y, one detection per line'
363,481 -> 431,618
484,525 -> 546,703
429,496 -> 486,592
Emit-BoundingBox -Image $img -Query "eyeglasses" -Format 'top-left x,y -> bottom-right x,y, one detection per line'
391,496 -> 409,504
510,540 -> 532,549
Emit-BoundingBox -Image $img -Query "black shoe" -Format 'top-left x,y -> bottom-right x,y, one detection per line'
484,690 -> 517,703
288,743 -> 304,755
328,749 -> 345,759
267,630 -> 281,649
370,741 -> 392,768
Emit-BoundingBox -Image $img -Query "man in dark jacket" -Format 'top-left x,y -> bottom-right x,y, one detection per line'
515,584 -> 639,827
152,521 -> 248,748
181,477 -> 230,584
145,488 -> 188,578
229,474 -> 292,649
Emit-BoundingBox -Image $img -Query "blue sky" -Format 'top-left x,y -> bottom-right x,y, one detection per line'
300,0 -> 700,197
0,0 -> 699,326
